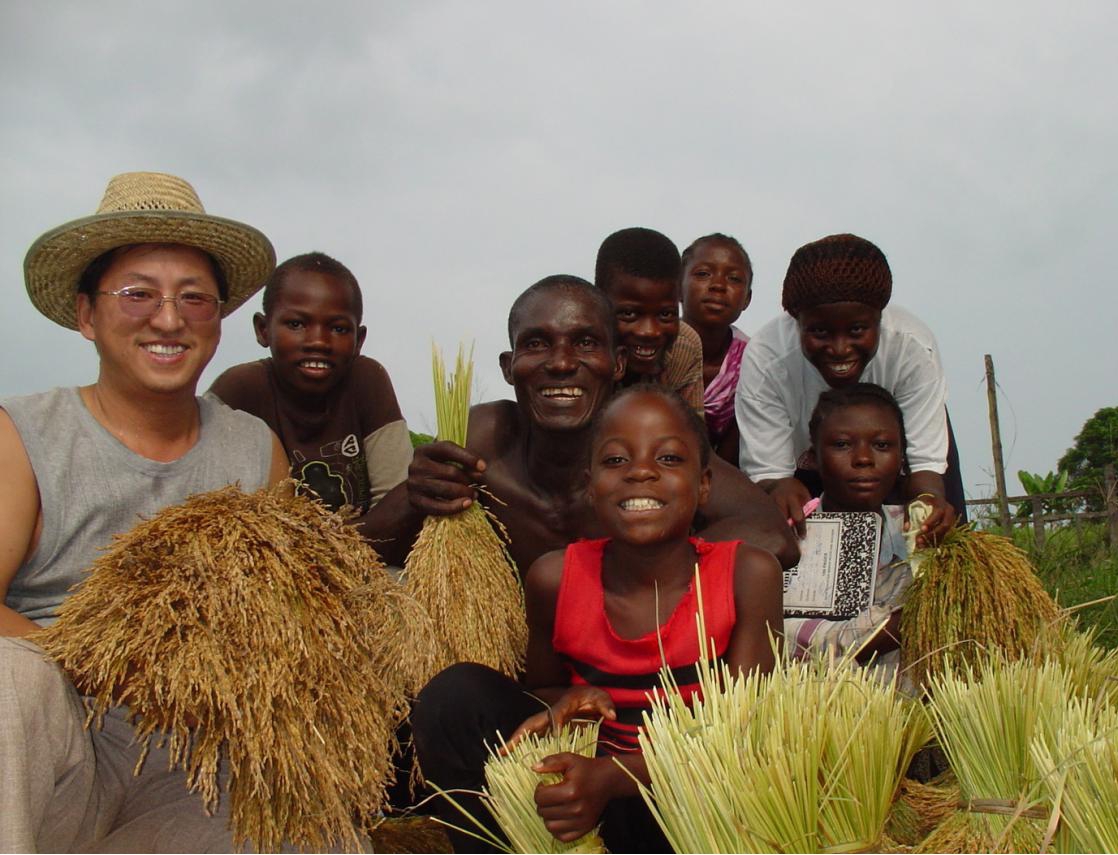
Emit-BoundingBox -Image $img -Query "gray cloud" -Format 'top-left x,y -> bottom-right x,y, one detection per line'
2,1 -> 1115,495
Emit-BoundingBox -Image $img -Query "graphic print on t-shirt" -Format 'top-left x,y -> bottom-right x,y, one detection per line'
289,432 -> 370,512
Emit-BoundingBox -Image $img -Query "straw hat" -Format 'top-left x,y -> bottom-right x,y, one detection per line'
24,172 -> 276,329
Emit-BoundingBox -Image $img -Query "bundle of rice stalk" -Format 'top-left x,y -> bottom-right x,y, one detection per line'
883,774 -> 960,850
403,343 -> 527,680
820,667 -> 933,850
916,656 -> 1070,854
1053,623 -> 1118,708
1031,694 -> 1118,853
900,525 -> 1060,688
637,621 -> 930,853
33,483 -> 433,852
473,721 -> 605,854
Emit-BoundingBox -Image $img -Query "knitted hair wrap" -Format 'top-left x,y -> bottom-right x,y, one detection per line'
781,233 -> 892,316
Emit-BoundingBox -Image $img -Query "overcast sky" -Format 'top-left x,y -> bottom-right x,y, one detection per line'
2,1 -> 1114,502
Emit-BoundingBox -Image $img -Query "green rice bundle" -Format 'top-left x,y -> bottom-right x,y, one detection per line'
1054,624 -> 1118,707
916,656 -> 1069,853
478,722 -> 606,854
1031,695 -> 1118,853
403,343 -> 527,680
34,483 -> 433,852
900,525 -> 1061,688
637,639 -> 931,853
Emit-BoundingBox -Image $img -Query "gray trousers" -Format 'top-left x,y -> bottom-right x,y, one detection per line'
0,637 -> 252,853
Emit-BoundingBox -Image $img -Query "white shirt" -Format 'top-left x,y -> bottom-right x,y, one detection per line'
736,305 -> 948,481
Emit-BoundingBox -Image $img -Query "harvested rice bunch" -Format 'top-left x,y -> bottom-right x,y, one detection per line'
883,774 -> 959,849
478,722 -> 606,854
1054,623 -> 1118,707
403,344 -> 527,680
34,483 -> 433,852
638,640 -> 931,853
900,525 -> 1060,688
1032,694 -> 1118,853
917,656 -> 1069,854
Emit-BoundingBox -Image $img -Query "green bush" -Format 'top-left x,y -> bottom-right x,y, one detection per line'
1012,523 -> 1118,649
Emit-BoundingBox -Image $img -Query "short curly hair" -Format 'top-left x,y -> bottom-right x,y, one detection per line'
594,227 -> 681,293
782,233 -> 891,316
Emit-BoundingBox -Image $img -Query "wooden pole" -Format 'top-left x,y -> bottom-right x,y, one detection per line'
985,355 -> 1013,534
1031,495 -> 1046,550
1105,463 -> 1117,555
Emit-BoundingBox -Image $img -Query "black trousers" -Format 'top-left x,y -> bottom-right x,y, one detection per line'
410,663 -> 671,853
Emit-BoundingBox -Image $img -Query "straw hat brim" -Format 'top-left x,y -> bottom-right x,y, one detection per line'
24,210 -> 276,330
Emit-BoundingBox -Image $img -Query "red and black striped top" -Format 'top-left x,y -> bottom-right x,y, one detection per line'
552,537 -> 739,754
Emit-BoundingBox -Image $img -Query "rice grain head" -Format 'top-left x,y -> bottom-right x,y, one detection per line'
33,483 -> 426,852
900,526 -> 1061,688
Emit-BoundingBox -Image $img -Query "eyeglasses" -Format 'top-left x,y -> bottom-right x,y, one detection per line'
97,287 -> 224,322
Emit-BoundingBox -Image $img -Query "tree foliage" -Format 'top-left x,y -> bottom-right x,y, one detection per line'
1058,406 -> 1118,512
1016,469 -> 1070,518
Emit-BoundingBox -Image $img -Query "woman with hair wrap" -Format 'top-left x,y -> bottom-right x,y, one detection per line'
735,233 -> 965,543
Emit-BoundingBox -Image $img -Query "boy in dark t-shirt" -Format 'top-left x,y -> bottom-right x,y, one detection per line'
210,252 -> 414,535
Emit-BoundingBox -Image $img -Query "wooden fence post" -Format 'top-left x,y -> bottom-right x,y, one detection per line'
1031,496 -> 1046,550
985,355 -> 1013,534
1106,463 -> 1117,555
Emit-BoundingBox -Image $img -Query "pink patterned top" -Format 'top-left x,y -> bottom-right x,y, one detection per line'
703,326 -> 749,440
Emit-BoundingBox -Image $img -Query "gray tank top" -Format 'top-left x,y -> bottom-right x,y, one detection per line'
2,387 -> 275,625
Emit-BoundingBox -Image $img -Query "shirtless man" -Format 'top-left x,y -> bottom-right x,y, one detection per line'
404,275 -> 798,572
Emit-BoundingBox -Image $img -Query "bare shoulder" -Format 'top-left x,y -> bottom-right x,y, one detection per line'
350,355 -> 397,388
525,547 -> 565,594
207,359 -> 267,404
466,400 -> 521,457
732,541 -> 783,589
0,408 -> 42,587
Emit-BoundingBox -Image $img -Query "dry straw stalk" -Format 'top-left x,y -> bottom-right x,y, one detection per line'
34,483 -> 433,852
403,343 -> 527,680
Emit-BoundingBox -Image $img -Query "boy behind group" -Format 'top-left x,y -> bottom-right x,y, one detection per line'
209,252 -> 419,565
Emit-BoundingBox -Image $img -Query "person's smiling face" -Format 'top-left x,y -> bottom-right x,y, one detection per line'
606,273 -> 680,379
76,243 -> 223,398
815,401 -> 903,512
588,390 -> 712,546
500,288 -> 625,433
253,269 -> 365,400
796,301 -> 882,388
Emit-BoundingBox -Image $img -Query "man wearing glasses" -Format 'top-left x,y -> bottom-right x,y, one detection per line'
0,172 -> 288,850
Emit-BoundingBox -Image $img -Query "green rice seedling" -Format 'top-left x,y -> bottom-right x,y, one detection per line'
917,656 -> 1070,853
1031,694 -> 1118,853
403,343 -> 527,681
901,526 -> 1061,688
1055,623 -> 1118,708
481,722 -> 606,854
637,621 -> 931,853
34,483 -> 429,852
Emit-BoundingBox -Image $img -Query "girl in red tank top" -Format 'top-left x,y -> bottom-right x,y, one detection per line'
503,384 -> 785,847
